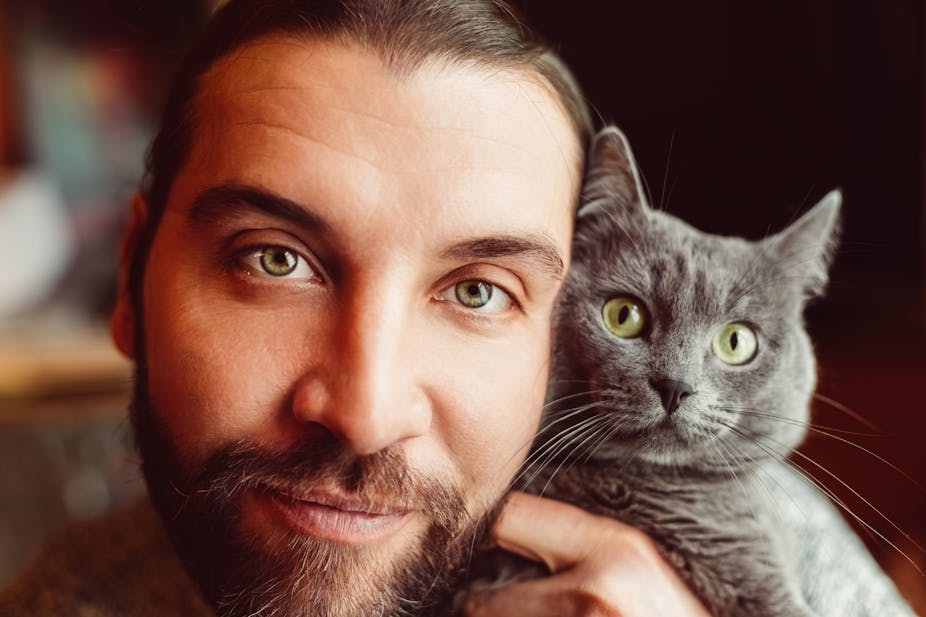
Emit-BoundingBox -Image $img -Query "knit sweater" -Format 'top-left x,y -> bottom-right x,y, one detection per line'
0,465 -> 916,616
0,501 -> 212,617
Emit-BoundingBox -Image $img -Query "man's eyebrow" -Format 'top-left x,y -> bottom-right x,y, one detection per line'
441,235 -> 565,280
187,184 -> 330,233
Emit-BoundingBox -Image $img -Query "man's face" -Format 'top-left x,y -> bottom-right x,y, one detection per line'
120,36 -> 579,616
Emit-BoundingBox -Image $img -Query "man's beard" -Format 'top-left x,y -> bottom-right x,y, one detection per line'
130,366 -> 500,617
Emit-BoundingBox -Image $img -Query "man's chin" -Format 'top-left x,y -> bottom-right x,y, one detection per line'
198,495 -> 441,617
130,382 -> 497,617
145,460 -> 478,617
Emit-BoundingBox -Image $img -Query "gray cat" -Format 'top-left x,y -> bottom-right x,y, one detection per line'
461,126 -> 843,617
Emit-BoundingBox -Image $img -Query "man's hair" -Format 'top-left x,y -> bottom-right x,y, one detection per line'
129,0 -> 592,305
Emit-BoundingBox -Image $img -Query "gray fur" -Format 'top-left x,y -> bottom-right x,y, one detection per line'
459,126 -> 850,616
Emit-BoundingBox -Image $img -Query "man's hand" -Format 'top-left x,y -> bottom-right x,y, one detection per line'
464,492 -> 713,617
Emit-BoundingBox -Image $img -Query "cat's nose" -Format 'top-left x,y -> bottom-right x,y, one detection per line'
651,379 -> 695,415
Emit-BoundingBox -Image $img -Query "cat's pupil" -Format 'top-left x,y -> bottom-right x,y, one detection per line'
730,331 -> 739,350
618,305 -> 629,324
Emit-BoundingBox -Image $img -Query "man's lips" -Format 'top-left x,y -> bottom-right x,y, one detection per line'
256,487 -> 412,544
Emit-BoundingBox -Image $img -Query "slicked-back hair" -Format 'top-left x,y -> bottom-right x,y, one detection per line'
129,0 -> 592,308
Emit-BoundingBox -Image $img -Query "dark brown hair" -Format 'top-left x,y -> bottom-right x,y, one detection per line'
130,0 -> 591,305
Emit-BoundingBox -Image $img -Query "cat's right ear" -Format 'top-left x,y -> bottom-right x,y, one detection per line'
577,126 -> 650,220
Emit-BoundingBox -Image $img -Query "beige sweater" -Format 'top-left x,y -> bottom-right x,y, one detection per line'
0,500 -> 213,617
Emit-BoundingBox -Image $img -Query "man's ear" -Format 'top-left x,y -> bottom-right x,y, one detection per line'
110,193 -> 149,360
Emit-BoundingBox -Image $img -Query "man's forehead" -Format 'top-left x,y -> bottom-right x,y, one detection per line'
161,34 -> 581,270
192,35 -> 583,177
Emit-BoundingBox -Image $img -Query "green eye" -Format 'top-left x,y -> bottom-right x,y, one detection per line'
712,323 -> 758,365
602,296 -> 647,338
259,247 -> 299,276
455,280 -> 493,308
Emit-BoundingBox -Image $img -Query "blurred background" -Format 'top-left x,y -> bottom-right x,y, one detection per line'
0,0 -> 924,610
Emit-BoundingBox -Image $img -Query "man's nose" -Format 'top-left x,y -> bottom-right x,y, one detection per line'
291,290 -> 431,455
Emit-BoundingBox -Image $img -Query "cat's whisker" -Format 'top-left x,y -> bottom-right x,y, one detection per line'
728,414 -> 926,551
721,440 -> 782,517
543,391 -> 599,412
657,131 -> 675,212
538,401 -> 604,430
712,440 -> 766,539
578,417 -> 622,464
578,412 -> 638,464
510,414 -> 608,491
497,401 -> 605,477
787,444 -> 926,557
589,196 -> 643,252
538,416 -> 615,496
727,247 -> 834,309
526,412 -> 602,465
722,421 -> 899,543
714,406 -> 882,437
635,157 -> 657,210
519,420 -> 610,495
719,419 -> 925,575
529,414 -> 607,468
718,406 -> 926,496
546,377 -> 597,387
811,393 -> 882,432
575,413 -> 620,464
801,428 -> 926,496
728,271 -> 820,310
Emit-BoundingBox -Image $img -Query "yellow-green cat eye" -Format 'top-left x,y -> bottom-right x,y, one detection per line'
712,323 -> 758,365
602,296 -> 647,338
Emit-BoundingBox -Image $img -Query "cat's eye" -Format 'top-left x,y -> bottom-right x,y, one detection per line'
712,323 -> 758,365
602,296 -> 647,338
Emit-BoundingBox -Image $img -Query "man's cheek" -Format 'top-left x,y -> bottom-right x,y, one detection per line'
144,299 -> 305,465
433,333 -> 547,500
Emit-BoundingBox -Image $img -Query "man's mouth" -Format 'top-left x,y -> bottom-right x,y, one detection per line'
256,487 -> 413,544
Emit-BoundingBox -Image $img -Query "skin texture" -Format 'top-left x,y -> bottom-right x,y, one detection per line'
111,36 -> 710,616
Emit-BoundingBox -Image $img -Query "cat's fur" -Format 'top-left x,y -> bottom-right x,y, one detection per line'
460,126 -> 841,617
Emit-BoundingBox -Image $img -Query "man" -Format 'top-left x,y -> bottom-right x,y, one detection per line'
0,1 -> 911,616
2,1 -> 712,615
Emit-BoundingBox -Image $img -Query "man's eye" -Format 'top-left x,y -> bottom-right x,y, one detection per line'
241,246 -> 316,279
438,279 -> 514,314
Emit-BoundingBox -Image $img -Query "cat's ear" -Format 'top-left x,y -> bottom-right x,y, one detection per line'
577,126 -> 650,220
765,190 -> 842,298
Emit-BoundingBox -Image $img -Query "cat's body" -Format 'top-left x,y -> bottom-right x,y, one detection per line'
458,126 -> 842,617
519,461 -> 812,616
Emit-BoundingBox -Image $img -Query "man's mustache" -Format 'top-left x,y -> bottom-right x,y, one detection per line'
185,436 -> 467,531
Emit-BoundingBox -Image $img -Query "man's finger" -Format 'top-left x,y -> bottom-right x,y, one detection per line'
494,491 -> 641,573
464,577 -> 572,617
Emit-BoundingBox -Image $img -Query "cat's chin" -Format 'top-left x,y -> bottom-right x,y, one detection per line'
592,417 -> 725,468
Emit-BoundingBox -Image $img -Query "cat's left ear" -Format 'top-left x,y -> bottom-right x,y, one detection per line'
577,126 -> 650,220
765,190 -> 842,298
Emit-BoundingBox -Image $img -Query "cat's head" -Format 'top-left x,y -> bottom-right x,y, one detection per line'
549,126 -> 840,471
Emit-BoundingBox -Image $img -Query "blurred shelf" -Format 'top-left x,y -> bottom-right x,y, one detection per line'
0,328 -> 132,421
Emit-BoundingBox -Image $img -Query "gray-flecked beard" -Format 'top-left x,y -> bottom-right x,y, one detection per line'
130,365 -> 498,617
